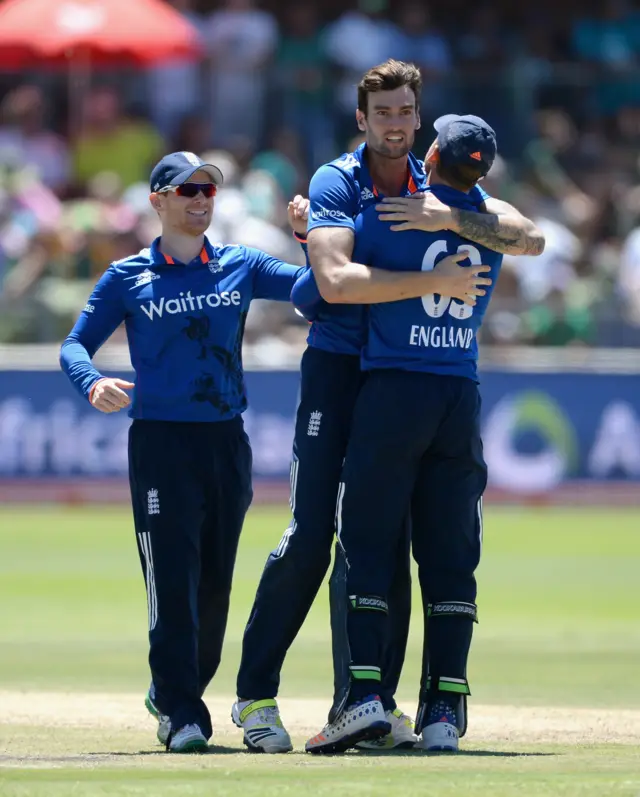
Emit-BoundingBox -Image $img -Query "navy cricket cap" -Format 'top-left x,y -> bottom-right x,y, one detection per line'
149,151 -> 224,193
433,114 -> 497,176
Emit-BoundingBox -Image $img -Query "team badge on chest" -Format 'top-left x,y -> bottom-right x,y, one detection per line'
208,257 -> 223,275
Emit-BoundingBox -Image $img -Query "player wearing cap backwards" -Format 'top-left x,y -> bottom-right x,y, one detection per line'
60,151 -> 312,753
298,113 -> 544,753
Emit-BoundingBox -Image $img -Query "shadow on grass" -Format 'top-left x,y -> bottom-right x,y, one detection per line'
352,748 -> 556,758
0,745 -> 244,763
90,745 -> 243,756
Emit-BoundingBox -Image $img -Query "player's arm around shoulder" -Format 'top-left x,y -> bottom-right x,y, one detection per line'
306,162 -> 494,305
308,225 -> 492,306
60,263 -> 134,413
474,196 -> 546,256
376,192 -> 546,257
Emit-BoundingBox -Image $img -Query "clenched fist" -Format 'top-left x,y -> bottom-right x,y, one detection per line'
287,194 -> 310,237
90,377 -> 134,413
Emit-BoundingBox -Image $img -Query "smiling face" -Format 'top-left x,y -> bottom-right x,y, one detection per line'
150,169 -> 215,237
356,85 -> 420,160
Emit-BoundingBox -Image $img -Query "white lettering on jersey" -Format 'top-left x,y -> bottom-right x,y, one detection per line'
140,290 -> 242,320
409,325 -> 474,350
309,207 -> 348,221
421,240 -> 482,321
130,269 -> 160,289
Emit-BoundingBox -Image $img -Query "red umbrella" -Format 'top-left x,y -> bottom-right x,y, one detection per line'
0,0 -> 202,67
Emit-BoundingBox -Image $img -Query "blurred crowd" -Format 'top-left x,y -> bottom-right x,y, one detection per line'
1,0 -> 640,358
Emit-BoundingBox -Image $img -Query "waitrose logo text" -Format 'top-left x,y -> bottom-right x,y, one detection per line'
140,290 -> 242,320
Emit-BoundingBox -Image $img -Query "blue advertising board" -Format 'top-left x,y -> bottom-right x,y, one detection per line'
0,370 -> 639,494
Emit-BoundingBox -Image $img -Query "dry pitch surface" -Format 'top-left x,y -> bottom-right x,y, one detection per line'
2,691 -> 640,797
1,690 -> 640,760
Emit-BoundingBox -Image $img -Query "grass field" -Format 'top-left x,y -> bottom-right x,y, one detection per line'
0,505 -> 639,796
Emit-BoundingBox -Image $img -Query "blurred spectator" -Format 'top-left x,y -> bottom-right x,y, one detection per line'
572,0 -> 637,68
146,0 -> 205,141
171,113 -> 212,158
324,0 -> 400,136
523,110 -> 599,227
455,5 -> 517,140
523,287 -> 595,346
505,216 -> 582,304
250,128 -> 306,200
1,0 -> 640,353
72,87 -> 164,189
618,222 -> 640,323
457,5 -> 510,69
571,0 -> 640,115
276,2 -> 335,170
393,2 -> 452,123
204,0 -> 278,151
0,85 -> 70,194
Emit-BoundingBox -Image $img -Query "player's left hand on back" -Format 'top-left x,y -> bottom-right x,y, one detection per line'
288,194 -> 309,237
376,193 -> 452,232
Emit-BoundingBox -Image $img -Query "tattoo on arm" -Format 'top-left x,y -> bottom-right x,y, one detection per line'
450,208 -> 545,256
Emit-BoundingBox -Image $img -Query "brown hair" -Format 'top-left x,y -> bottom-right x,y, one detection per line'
357,60 -> 422,116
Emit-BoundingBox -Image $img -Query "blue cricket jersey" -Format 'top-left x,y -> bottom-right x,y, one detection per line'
60,236 -> 306,422
357,185 -> 504,381
298,143 -> 489,355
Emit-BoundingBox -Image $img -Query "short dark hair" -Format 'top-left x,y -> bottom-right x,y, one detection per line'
357,60 -> 422,116
435,160 -> 486,192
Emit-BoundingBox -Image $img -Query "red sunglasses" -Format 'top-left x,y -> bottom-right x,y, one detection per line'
158,183 -> 218,198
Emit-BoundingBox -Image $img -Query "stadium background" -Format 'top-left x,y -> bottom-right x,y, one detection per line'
0,0 -> 639,501
0,1 -> 639,793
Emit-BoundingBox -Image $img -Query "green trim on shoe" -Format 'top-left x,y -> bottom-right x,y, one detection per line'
145,693 -> 159,720
169,738 -> 209,754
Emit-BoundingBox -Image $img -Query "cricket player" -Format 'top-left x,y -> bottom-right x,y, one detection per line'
59,151 -> 310,753
233,60 -> 542,755
298,113 -> 537,754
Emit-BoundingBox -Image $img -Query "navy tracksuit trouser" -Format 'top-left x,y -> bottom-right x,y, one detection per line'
237,347 -> 412,715
129,417 -> 253,740
336,370 -> 487,707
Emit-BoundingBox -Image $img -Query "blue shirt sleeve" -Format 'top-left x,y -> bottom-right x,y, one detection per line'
290,267 -> 323,321
248,247 -> 307,301
308,164 -> 358,233
59,265 -> 126,401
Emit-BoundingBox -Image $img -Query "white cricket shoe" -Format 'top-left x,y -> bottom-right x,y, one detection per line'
305,695 -> 391,754
168,723 -> 209,753
145,691 -> 171,745
231,699 -> 293,753
414,701 -> 459,752
356,708 -> 418,749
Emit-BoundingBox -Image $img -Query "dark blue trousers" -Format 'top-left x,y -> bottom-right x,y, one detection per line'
129,417 -> 253,739
237,347 -> 411,714
336,370 -> 487,704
